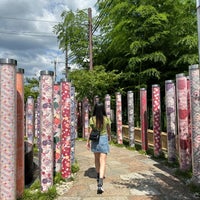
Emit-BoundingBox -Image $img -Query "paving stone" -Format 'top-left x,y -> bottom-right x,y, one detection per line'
56,140 -> 197,200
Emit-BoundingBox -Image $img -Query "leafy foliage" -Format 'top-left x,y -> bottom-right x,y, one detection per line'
53,9 -> 89,67
24,78 -> 39,102
54,1 -> 197,128
68,65 -> 122,104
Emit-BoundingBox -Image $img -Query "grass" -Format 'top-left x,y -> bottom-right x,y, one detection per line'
18,161 -> 80,200
18,184 -> 57,200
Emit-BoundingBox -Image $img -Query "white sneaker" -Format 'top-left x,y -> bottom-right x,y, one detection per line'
97,186 -> 104,194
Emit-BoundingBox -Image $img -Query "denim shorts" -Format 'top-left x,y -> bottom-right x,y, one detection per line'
91,134 -> 109,154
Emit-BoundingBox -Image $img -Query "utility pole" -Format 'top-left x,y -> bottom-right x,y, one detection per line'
65,47 -> 68,78
51,58 -> 65,82
88,8 -> 93,70
197,0 -> 200,63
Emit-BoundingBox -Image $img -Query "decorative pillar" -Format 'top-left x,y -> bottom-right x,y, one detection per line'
127,91 -> 135,147
26,96 -> 35,145
105,94 -> 111,120
0,58 -> 17,200
53,83 -> 61,172
70,86 -> 76,165
82,97 -> 89,139
36,96 -> 41,147
152,84 -> 162,156
140,88 -> 148,151
165,80 -> 177,163
105,94 -> 111,138
189,64 -> 200,184
187,77 -> 192,158
16,68 -> 25,198
176,73 -> 191,171
94,95 -> 100,105
39,70 -> 54,192
116,92 -> 123,144
61,80 -> 71,178
77,102 -> 82,132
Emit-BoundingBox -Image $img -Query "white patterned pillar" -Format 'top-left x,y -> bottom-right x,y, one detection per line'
0,58 -> 17,200
39,70 -> 54,192
189,64 -> 200,184
127,91 -> 135,147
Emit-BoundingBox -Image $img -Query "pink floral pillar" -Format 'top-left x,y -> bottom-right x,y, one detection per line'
187,77 -> 192,158
70,86 -> 76,165
152,84 -> 162,156
189,64 -> 200,184
176,73 -> 191,171
39,70 -> 54,192
116,92 -> 123,144
61,80 -> 71,178
140,88 -> 148,151
0,58 -> 17,200
165,80 -> 177,163
105,94 -> 111,120
36,96 -> 41,146
16,68 -> 25,198
26,96 -> 35,145
127,91 -> 135,147
82,97 -> 89,139
53,83 -> 61,172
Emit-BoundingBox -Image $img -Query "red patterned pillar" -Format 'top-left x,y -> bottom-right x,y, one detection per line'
61,81 -> 71,178
152,84 -> 162,156
140,88 -> 148,151
53,83 -> 61,172
16,68 -> 25,198
176,73 -> 191,171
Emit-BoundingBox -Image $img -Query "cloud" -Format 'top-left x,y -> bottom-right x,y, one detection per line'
0,0 -> 96,80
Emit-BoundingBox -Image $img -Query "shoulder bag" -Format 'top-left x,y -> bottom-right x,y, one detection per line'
89,117 -> 100,141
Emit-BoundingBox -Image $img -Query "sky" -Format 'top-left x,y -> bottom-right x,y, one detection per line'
0,0 -> 97,81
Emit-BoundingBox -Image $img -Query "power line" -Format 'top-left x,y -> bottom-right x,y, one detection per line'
0,16 -> 60,23
92,0 -> 113,34
0,30 -> 56,37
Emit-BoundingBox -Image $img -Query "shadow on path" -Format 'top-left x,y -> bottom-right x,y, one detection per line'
84,167 -> 96,179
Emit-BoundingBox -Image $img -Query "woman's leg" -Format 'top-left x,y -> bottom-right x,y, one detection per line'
97,153 -> 107,194
94,153 -> 100,174
99,153 -> 107,179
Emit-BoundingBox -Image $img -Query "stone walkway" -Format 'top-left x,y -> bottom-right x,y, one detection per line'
56,140 -> 198,200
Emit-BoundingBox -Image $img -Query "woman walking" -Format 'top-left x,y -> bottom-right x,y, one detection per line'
86,102 -> 111,194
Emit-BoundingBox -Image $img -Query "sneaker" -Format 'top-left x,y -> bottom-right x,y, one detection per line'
97,186 -> 104,194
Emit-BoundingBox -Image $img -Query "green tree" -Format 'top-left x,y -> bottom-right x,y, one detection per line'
95,0 -> 197,90
24,78 -> 39,102
95,0 -> 197,127
68,65 -> 122,104
53,9 -> 89,68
